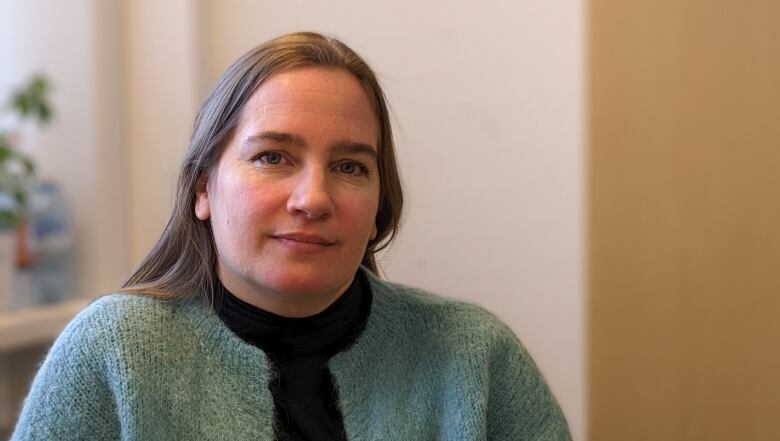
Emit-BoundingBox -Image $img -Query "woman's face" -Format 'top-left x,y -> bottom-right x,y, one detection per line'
195,67 -> 380,317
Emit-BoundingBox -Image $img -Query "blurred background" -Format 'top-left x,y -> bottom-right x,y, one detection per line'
0,0 -> 778,440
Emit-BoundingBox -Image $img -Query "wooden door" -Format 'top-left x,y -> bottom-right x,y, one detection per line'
589,1 -> 780,439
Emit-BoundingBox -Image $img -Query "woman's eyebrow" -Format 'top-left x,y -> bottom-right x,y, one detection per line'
243,131 -> 306,146
332,141 -> 378,159
244,131 -> 377,159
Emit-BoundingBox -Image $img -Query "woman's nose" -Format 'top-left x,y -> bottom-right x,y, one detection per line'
286,169 -> 334,219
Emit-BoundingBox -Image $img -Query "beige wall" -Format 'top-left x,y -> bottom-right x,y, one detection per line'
589,0 -> 780,439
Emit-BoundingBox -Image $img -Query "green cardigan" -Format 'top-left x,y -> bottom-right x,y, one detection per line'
12,271 -> 571,440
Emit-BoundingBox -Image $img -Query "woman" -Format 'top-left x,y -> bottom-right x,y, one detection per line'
12,32 -> 570,440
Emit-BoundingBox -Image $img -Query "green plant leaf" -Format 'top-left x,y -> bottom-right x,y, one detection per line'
0,145 -> 11,162
8,74 -> 54,124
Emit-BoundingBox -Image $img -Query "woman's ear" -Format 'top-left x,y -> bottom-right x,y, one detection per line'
370,223 -> 377,241
194,175 -> 211,220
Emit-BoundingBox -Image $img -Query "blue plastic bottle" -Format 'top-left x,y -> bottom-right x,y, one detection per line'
22,181 -> 74,306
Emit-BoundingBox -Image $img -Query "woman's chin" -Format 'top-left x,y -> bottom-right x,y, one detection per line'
259,269 -> 350,299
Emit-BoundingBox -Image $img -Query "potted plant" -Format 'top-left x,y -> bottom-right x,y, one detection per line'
0,75 -> 52,227
0,75 -> 53,305
0,136 -> 36,228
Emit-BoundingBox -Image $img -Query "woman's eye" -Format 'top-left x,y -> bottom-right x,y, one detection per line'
258,152 -> 283,165
337,161 -> 368,176
339,162 -> 357,174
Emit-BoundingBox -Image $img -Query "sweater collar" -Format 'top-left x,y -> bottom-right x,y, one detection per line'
212,271 -> 372,359
176,267 -> 397,372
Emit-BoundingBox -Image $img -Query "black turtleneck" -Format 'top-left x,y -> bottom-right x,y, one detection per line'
213,271 -> 372,441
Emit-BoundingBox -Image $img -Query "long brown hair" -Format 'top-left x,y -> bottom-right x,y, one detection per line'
122,32 -> 403,300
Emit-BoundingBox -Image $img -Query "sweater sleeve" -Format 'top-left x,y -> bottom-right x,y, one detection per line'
486,326 -> 572,441
11,299 -> 122,440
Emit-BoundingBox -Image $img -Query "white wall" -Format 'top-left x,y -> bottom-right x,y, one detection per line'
0,0 -> 585,437
202,1 -> 585,438
0,1 -> 201,280
121,0 -> 200,264
0,0 -> 128,298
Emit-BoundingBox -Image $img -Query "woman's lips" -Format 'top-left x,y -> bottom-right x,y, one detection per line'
271,233 -> 335,254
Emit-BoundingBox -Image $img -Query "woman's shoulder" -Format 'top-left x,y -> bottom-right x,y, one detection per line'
363,274 -> 570,438
364,272 -> 521,349
59,292 -> 211,349
90,291 -> 200,317
27,293 -> 189,389
79,291 -> 176,316
73,292 -> 183,328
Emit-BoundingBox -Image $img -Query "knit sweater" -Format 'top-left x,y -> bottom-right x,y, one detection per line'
12,270 -> 571,441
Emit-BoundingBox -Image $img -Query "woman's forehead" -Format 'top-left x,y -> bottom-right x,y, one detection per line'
244,67 -> 372,115
236,67 -> 379,146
